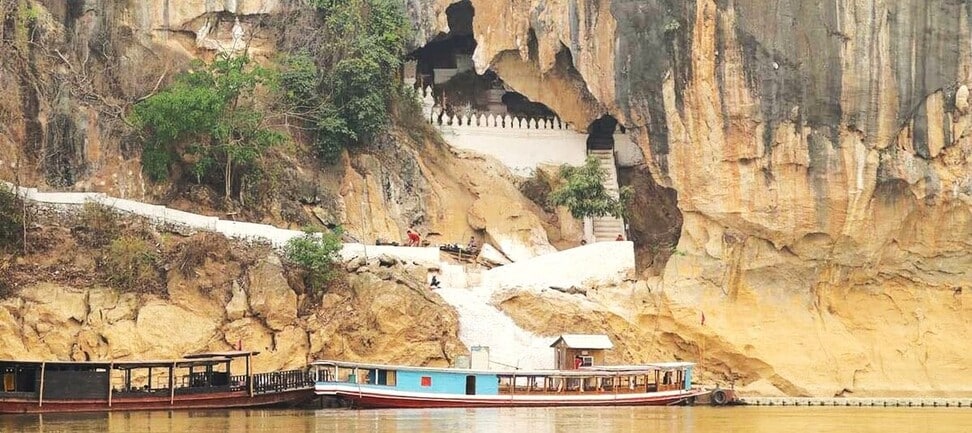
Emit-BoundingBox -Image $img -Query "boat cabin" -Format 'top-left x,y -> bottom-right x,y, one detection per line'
312,360 -> 695,398
550,334 -> 613,369
0,351 -> 258,405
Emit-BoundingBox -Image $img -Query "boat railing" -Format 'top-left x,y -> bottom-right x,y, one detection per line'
251,369 -> 314,395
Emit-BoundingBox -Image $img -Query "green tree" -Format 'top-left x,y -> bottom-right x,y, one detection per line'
277,0 -> 412,161
132,54 -> 285,199
284,228 -> 343,294
549,156 -> 633,219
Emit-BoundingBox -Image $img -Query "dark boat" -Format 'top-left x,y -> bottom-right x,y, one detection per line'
0,351 -> 314,414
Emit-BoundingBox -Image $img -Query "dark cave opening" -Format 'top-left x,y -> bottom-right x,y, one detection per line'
407,1 -> 556,120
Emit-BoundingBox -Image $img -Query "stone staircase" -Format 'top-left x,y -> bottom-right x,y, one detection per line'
588,149 -> 626,242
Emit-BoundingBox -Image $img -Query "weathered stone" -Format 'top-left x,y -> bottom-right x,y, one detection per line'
225,281 -> 248,321
135,303 -> 219,356
247,255 -> 298,331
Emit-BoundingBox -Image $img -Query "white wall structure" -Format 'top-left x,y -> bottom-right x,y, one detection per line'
418,87 -> 588,176
2,182 -> 440,266
481,241 -> 635,291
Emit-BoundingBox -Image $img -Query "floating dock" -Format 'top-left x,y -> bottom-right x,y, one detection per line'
739,397 -> 972,407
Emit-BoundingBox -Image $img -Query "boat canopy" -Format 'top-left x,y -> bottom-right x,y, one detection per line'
311,360 -> 694,377
0,355 -> 245,370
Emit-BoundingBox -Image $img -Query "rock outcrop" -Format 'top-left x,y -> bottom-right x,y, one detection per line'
407,0 -> 972,395
0,231 -> 463,373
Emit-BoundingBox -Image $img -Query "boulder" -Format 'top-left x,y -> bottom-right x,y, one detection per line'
247,254 -> 298,331
225,281 -> 248,321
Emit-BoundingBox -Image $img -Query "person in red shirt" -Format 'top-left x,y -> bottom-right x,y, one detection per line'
406,229 -> 421,247
574,355 -> 583,369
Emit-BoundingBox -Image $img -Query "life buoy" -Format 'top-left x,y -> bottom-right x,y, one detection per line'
711,389 -> 729,406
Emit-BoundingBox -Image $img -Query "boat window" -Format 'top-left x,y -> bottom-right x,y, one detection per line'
420,376 -> 432,387
580,356 -> 593,367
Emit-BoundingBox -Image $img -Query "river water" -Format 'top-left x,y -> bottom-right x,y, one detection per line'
3,407 -> 970,433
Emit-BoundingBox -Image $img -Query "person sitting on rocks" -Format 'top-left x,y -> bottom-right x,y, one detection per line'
430,275 -> 441,289
466,236 -> 478,252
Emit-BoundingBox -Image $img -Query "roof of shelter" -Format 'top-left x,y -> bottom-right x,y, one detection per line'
549,334 -> 613,349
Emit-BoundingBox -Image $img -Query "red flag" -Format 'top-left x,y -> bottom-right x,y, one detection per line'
700,311 -> 706,326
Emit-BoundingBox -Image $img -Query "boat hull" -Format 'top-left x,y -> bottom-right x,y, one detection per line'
0,389 -> 315,414
317,384 -> 709,409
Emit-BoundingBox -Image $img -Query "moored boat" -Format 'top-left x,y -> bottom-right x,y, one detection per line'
311,334 -> 736,409
0,351 -> 315,414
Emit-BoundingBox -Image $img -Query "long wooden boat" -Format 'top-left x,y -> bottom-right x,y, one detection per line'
311,360 -> 735,409
0,351 -> 315,414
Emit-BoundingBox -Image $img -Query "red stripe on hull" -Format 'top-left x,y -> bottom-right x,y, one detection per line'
0,389 -> 315,414
338,390 -> 707,409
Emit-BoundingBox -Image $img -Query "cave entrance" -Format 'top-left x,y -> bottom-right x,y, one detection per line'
406,0 -> 556,119
587,115 -> 624,150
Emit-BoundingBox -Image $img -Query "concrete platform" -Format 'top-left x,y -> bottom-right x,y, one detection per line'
739,396 -> 972,408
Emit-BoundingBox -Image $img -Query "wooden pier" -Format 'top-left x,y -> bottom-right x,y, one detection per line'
739,397 -> 972,408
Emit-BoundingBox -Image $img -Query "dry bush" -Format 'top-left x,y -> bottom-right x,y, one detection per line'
72,201 -> 121,247
102,235 -> 163,294
518,168 -> 557,213
0,184 -> 24,253
168,232 -> 229,277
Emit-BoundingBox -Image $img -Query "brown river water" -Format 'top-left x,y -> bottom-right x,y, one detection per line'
2,406 -> 971,433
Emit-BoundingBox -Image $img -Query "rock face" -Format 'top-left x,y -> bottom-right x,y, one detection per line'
407,0 -> 972,394
0,253 -> 463,373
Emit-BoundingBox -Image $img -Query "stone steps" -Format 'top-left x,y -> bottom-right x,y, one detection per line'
587,149 -> 625,242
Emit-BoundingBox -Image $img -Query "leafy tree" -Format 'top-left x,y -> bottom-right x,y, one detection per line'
277,0 -> 412,161
284,228 -> 343,294
549,156 -> 633,219
132,54 -> 285,199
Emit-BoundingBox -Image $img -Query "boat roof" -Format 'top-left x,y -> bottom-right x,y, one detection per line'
0,356 -> 239,369
549,334 -> 614,349
309,360 -> 694,376
185,350 -> 260,359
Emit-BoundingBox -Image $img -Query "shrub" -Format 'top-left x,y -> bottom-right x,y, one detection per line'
0,184 -> 23,253
74,201 -> 120,247
549,156 -> 633,219
284,229 -> 342,295
103,235 -> 162,293
170,232 -> 228,278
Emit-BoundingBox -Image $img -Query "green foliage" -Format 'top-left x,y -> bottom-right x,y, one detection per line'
279,0 -> 412,161
284,229 -> 343,294
549,156 -> 633,219
132,54 -> 285,198
103,235 -> 162,293
0,185 -> 24,253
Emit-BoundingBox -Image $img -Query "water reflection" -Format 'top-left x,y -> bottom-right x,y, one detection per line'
1,406 -> 971,433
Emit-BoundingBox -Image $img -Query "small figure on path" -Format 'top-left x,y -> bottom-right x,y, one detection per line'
615,234 -> 624,241
406,229 -> 421,247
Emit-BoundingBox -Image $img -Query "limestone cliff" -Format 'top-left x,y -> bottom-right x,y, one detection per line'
409,0 -> 972,395
1,0 -> 970,398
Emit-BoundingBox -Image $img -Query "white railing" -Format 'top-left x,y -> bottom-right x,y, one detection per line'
1,182 -> 440,265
